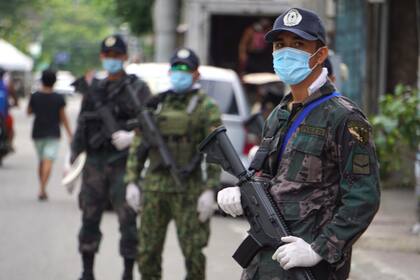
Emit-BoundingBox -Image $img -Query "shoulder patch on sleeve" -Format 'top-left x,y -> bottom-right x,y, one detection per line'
352,154 -> 370,175
347,120 -> 371,144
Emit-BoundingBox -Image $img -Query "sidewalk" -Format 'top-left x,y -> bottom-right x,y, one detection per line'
350,189 -> 420,280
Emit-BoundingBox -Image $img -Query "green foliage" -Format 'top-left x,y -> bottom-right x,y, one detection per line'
39,0 -> 115,75
114,0 -> 155,35
370,85 -> 420,183
0,0 -> 158,73
1,0 -> 120,75
0,0 -> 42,51
90,0 -> 117,17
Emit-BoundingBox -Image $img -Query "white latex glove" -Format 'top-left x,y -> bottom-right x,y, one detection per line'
63,151 -> 72,178
272,236 -> 322,270
125,183 -> 141,212
111,130 -> 135,151
217,186 -> 243,217
62,151 -> 77,194
197,189 -> 215,223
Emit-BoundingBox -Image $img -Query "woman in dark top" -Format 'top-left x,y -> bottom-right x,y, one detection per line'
27,70 -> 72,201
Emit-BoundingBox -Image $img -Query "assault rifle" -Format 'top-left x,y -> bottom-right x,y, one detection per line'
85,105 -> 120,149
81,80 -> 122,149
124,82 -> 184,188
82,78 -> 184,188
198,126 -> 315,280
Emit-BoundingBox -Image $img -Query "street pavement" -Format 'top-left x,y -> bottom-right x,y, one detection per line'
349,189 -> 420,280
1,95 -> 420,280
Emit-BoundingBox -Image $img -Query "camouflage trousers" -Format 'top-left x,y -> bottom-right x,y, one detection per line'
138,190 -> 210,280
240,249 -> 349,280
78,157 -> 138,259
240,249 -> 288,280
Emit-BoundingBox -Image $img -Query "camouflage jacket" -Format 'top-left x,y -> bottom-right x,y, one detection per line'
71,73 -> 151,162
258,81 -> 380,267
125,88 -> 222,194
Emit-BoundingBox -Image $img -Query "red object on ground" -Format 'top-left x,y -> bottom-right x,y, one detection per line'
5,114 -> 13,134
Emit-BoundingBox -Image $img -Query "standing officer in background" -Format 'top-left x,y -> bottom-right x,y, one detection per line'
124,48 -> 222,280
217,8 -> 380,280
71,34 -> 151,280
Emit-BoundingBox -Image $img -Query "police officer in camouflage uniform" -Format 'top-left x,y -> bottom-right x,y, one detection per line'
217,8 -> 381,280
124,48 -> 222,280
71,34 -> 151,280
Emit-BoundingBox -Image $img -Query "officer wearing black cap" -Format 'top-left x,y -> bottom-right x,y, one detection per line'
124,47 -> 222,280
71,34 -> 151,280
170,47 -> 200,70
265,8 -> 326,44
101,34 -> 127,53
216,7 -> 380,280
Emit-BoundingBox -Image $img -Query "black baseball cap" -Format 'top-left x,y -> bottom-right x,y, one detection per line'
101,34 -> 127,54
170,48 -> 200,71
265,8 -> 326,44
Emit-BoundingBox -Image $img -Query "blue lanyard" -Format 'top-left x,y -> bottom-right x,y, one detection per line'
278,92 -> 341,161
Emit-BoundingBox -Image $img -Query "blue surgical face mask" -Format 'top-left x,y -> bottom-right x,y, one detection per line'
170,71 -> 193,93
272,47 -> 318,85
102,58 -> 123,74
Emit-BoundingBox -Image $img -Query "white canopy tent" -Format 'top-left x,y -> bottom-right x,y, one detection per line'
0,39 -> 33,71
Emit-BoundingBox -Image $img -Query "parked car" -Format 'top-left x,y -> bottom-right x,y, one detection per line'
126,63 -> 252,185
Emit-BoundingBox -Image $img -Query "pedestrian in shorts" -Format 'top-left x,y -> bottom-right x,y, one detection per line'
27,69 -> 72,201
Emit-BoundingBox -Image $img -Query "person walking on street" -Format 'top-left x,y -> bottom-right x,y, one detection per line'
70,34 -> 151,280
124,48 -> 222,280
217,8 -> 380,280
27,69 -> 72,200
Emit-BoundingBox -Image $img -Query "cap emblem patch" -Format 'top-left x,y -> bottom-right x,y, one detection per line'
105,36 -> 116,47
283,9 -> 302,26
177,49 -> 190,59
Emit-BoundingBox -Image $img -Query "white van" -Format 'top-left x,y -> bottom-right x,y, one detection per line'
126,63 -> 252,185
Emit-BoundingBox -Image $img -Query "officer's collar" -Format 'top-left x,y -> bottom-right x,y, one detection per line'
302,79 -> 337,106
169,82 -> 201,97
308,67 -> 328,95
168,88 -> 200,100
280,79 -> 337,109
105,71 -> 127,83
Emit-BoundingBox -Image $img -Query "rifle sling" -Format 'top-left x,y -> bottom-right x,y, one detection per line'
250,92 -> 340,171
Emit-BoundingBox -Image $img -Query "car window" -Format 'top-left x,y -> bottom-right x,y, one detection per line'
200,79 -> 239,115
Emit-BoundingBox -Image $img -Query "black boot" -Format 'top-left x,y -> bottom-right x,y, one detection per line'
122,258 -> 135,280
79,253 -> 95,280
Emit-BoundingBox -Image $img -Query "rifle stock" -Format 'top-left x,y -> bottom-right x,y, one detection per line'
198,126 -> 316,280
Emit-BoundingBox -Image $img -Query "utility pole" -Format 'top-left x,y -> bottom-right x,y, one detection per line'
153,0 -> 179,62
413,0 -> 420,234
